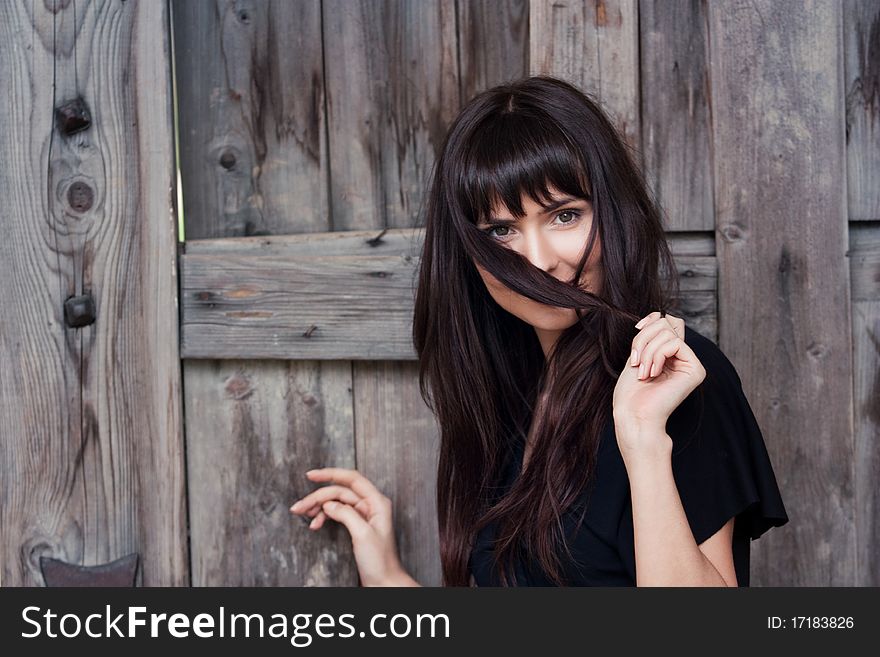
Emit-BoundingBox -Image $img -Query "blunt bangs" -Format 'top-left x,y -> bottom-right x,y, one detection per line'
459,109 -> 592,224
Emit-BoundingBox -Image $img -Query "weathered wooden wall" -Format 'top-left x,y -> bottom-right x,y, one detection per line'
173,0 -> 878,587
0,0 -> 186,586
845,0 -> 880,587
2,0 -> 875,588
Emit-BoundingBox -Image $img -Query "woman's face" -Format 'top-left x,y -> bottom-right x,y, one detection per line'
473,185 -> 602,340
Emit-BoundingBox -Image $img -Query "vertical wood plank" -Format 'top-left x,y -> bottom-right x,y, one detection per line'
354,362 -> 442,586
322,0 -> 457,582
173,0 -> 329,238
849,223 -> 880,585
0,0 -> 186,585
708,0 -> 854,585
322,0 -> 460,230
456,0 -> 530,100
173,0 -> 354,585
844,0 -> 880,221
185,360 -> 358,585
639,0 -> 714,231
529,0 -> 640,152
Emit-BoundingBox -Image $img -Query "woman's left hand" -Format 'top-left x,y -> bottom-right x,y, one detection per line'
612,312 -> 705,457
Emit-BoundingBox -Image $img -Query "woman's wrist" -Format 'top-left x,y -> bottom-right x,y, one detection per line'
382,566 -> 421,587
613,419 -> 672,469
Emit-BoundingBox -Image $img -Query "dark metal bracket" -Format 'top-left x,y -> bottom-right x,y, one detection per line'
39,552 -> 139,587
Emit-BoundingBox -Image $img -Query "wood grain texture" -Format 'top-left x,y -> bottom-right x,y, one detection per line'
172,0 -> 328,239
322,0 -> 459,230
639,0 -> 713,231
849,222 -> 880,585
184,226 -> 424,257
844,0 -> 880,220
456,0 -> 530,100
184,359 -> 359,585
181,253 -> 420,360
529,0 -> 640,152
179,230 -> 718,359
320,0 -> 459,585
354,361 -> 443,586
708,0 -> 853,585
172,0 -> 356,585
0,0 -> 186,585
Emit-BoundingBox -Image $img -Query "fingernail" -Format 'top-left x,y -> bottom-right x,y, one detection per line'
325,501 -> 338,510
630,348 -> 638,366
649,363 -> 656,377
634,319 -> 643,329
306,469 -> 316,475
309,517 -> 319,529
291,501 -> 302,510
638,363 -> 645,379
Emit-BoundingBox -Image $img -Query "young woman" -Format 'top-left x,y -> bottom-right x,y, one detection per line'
289,76 -> 789,587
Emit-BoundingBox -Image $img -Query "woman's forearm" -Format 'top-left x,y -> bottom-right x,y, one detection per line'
620,428 -> 729,587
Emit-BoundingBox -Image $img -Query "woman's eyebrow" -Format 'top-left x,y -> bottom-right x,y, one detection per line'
484,196 -> 586,223
539,195 -> 583,212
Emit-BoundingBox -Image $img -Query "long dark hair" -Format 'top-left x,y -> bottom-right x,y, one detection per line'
412,75 -> 680,586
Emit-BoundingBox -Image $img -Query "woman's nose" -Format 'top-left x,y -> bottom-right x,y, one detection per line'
520,233 -> 558,273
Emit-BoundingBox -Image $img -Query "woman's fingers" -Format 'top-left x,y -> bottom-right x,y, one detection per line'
290,484 -> 362,516
641,335 -> 677,379
631,322 -> 680,378
304,468 -> 392,518
308,510 -> 327,529
634,311 -> 663,330
292,468 -> 393,537
638,330 -> 681,379
305,468 -> 382,498
320,500 -> 372,540
640,333 -> 704,380
290,470 -> 408,587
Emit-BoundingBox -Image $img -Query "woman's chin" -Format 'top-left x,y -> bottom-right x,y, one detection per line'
520,308 -> 580,331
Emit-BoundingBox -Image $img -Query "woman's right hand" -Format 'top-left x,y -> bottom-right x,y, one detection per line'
289,467 -> 420,587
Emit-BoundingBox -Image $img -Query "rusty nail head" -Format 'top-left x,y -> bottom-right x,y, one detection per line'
64,294 -> 96,328
55,97 -> 91,136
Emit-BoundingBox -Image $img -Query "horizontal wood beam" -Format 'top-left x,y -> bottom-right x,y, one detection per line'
180,228 -> 719,360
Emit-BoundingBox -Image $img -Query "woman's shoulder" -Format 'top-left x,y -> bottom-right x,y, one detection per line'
681,324 -> 744,392
669,325 -> 790,544
666,324 -> 750,451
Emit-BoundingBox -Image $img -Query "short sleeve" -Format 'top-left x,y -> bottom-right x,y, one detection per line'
666,327 -> 790,546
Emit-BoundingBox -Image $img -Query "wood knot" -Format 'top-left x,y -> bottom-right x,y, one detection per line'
67,181 -> 94,213
225,373 -> 254,401
44,0 -> 72,16
718,222 -> 745,243
195,290 -> 217,307
219,150 -> 237,170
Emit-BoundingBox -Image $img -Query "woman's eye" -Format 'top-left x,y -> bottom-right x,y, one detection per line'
484,225 -> 512,239
555,210 -> 580,224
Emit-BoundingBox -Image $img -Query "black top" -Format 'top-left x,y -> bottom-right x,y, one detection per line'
469,325 -> 789,586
